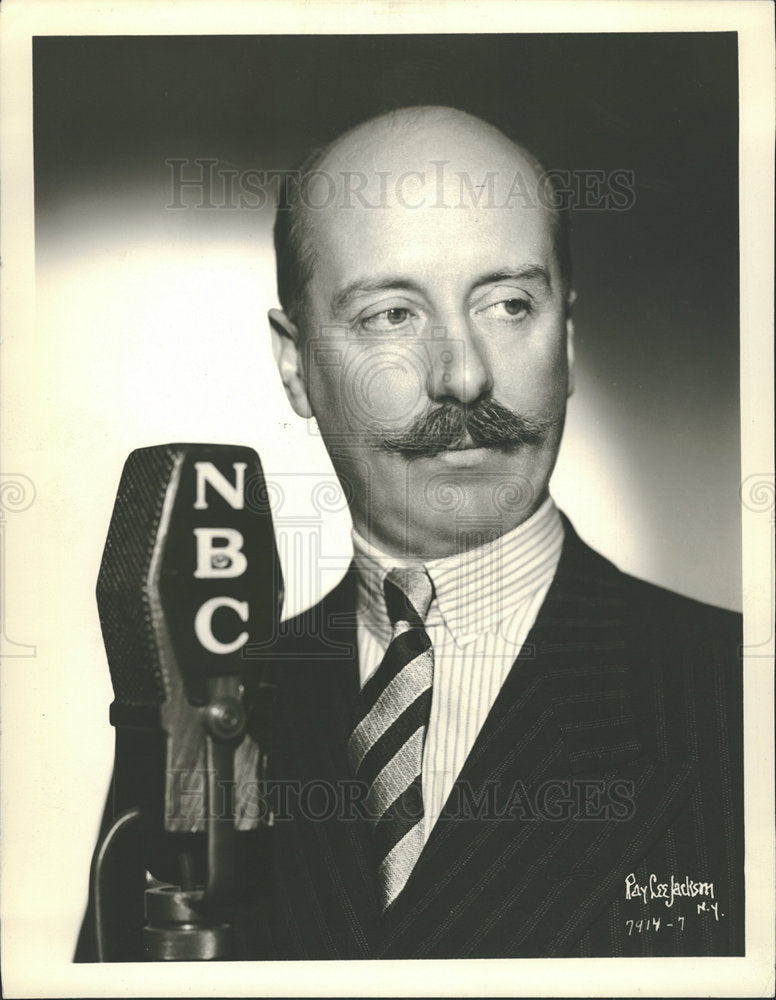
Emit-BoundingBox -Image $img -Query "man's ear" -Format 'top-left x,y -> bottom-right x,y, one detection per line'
565,290 -> 577,397
268,308 -> 313,419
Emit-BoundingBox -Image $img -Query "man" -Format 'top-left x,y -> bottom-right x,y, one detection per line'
254,106 -> 744,959
76,105 -> 743,962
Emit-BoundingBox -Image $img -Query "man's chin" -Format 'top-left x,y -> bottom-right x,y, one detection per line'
351,453 -> 549,557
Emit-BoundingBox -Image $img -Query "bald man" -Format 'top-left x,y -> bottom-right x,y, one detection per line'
76,107 -> 744,962
258,107 -> 744,960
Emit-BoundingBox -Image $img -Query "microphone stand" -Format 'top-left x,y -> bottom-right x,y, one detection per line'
91,677 -> 247,961
143,676 -> 246,961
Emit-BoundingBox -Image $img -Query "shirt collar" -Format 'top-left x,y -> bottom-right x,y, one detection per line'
352,496 -> 564,646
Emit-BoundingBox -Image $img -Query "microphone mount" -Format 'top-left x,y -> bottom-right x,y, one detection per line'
143,676 -> 246,961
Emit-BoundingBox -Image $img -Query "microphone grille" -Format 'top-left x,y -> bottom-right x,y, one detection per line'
97,445 -> 177,708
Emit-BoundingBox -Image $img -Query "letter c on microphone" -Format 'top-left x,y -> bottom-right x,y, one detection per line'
194,596 -> 249,655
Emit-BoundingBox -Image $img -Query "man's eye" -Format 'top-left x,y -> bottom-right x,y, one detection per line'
486,298 -> 530,320
360,307 -> 415,332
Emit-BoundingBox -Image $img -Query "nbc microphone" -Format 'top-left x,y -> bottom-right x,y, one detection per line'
90,443 -> 283,960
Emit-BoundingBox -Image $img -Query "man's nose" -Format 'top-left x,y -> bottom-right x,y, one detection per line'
426,319 -> 493,404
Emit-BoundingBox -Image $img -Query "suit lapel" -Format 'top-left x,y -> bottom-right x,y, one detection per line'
377,519 -> 702,958
271,571 -> 382,958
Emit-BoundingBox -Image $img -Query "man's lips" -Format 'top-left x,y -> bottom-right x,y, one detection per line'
435,445 -> 490,466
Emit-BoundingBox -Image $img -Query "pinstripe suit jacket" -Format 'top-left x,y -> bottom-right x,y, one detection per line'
247,515 -> 744,959
76,515 -> 744,961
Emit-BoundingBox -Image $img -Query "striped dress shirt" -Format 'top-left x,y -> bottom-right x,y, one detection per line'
352,495 -> 564,841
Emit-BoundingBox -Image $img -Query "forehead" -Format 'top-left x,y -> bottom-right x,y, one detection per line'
304,134 -> 556,303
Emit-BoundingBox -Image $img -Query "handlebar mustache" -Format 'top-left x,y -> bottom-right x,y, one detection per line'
373,397 -> 554,458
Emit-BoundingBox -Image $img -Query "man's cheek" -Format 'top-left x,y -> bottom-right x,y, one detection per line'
307,374 -> 347,429
339,347 -> 427,431
498,347 -> 567,414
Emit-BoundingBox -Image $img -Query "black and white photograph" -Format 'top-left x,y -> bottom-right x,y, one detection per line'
1,1 -> 773,996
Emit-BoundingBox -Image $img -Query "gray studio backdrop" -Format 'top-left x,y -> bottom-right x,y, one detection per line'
33,33 -> 740,612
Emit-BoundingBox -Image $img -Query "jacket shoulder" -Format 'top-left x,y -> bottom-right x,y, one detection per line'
618,567 -> 742,635
559,514 -> 742,634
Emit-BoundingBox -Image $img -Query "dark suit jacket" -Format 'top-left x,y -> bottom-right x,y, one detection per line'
77,515 -> 744,961
248,514 -> 744,959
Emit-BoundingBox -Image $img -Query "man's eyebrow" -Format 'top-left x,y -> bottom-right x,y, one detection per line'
330,277 -> 426,316
472,265 -> 552,293
330,265 -> 552,316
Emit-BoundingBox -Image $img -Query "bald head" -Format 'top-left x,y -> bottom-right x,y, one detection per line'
274,106 -> 571,327
316,106 -> 540,181
269,104 -> 576,556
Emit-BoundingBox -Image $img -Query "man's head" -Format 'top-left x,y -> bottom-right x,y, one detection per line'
269,106 -> 575,559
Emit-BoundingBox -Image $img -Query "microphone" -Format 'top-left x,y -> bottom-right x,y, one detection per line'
93,443 -> 283,959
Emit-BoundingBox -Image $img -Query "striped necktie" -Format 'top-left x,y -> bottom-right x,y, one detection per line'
348,566 -> 434,912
